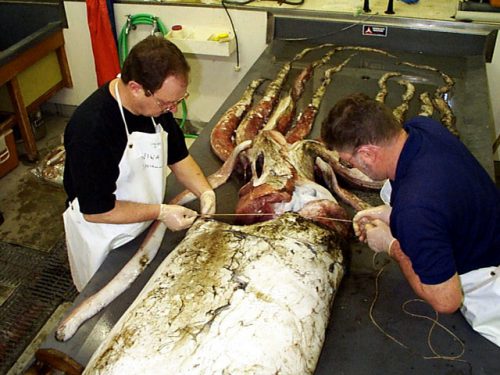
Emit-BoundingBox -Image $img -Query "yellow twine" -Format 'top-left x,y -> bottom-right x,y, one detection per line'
369,253 -> 467,363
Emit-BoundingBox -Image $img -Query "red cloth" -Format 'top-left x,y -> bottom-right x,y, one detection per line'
86,0 -> 120,86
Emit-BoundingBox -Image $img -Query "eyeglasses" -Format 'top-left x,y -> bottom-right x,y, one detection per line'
340,147 -> 359,169
147,90 -> 189,111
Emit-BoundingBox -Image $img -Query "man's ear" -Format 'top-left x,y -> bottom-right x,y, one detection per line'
128,81 -> 143,97
357,144 -> 381,163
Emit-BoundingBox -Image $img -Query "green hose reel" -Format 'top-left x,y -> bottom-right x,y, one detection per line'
118,14 -> 196,138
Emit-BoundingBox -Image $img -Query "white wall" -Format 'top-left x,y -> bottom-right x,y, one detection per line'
52,2 -> 500,155
51,2 -> 268,123
486,31 -> 500,161
50,1 -> 97,106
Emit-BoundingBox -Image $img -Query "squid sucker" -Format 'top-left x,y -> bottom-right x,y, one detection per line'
83,214 -> 345,375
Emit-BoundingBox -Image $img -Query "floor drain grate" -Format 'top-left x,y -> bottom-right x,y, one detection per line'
0,240 -> 77,374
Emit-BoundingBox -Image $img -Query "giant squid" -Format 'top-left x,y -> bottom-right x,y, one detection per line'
55,128 -> 375,373
54,44 -> 459,373
70,126 -> 374,374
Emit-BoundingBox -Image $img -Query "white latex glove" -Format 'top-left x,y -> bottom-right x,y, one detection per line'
157,204 -> 197,231
364,219 -> 397,255
353,204 -> 392,239
200,190 -> 216,216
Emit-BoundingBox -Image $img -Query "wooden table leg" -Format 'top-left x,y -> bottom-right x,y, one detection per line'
7,77 -> 38,161
57,45 -> 73,89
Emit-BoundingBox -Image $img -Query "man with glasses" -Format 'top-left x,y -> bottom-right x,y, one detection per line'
321,92 -> 500,346
63,36 -> 216,291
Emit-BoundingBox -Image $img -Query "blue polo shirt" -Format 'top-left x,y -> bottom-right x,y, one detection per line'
390,117 -> 500,284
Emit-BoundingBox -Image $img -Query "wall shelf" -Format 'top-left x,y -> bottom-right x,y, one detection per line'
165,26 -> 236,57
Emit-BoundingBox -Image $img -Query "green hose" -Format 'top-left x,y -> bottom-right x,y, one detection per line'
118,14 -> 195,139
118,14 -> 169,66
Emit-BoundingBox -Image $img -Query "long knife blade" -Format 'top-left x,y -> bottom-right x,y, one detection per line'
197,213 -> 353,223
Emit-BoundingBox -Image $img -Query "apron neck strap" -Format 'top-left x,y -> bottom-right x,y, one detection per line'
115,81 -> 162,135
114,81 -> 131,137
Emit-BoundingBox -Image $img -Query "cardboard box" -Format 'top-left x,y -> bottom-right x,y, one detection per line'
0,129 -> 19,178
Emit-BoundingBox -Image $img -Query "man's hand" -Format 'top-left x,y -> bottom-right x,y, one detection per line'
353,204 -> 392,240
363,219 -> 397,255
200,190 -> 216,216
158,204 -> 197,231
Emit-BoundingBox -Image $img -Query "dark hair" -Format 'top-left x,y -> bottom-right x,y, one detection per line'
321,92 -> 401,152
121,36 -> 190,94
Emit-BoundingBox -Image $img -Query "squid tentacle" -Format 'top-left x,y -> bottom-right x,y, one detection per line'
210,79 -> 265,162
285,55 -> 354,144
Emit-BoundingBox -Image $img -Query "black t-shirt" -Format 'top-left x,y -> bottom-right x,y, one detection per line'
63,82 -> 189,214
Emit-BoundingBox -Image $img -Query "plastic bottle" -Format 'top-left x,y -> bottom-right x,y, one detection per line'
170,25 -> 185,39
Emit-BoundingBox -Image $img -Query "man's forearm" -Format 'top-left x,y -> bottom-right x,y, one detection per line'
83,200 -> 160,224
170,155 -> 212,197
390,241 -> 426,296
389,241 -> 463,314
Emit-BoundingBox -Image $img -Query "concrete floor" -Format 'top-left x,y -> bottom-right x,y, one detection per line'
1,112 -> 71,374
0,113 -> 68,210
0,109 -> 198,374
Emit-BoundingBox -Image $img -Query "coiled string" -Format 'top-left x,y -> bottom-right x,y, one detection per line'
369,254 -> 467,363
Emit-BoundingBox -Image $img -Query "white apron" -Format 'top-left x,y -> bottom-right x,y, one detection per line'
380,179 -> 392,206
460,265 -> 500,347
63,82 -> 169,291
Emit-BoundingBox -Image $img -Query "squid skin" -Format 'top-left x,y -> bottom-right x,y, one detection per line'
262,92 -> 295,134
298,199 -> 351,237
335,45 -> 397,58
285,105 -> 317,144
233,44 -> 333,145
299,140 -> 385,190
171,140 -> 252,206
399,60 -> 458,136
392,79 -> 415,123
235,184 -> 293,225
292,64 -> 314,101
315,157 -> 372,212
285,55 -> 353,145
267,49 -> 339,136
235,63 -> 291,145
55,143 -> 256,342
83,213 -> 345,374
235,99 -> 276,145
418,92 -> 434,117
375,72 -> 401,103
210,79 -> 265,162
55,221 -> 167,342
275,98 -> 297,134
433,95 -> 459,137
